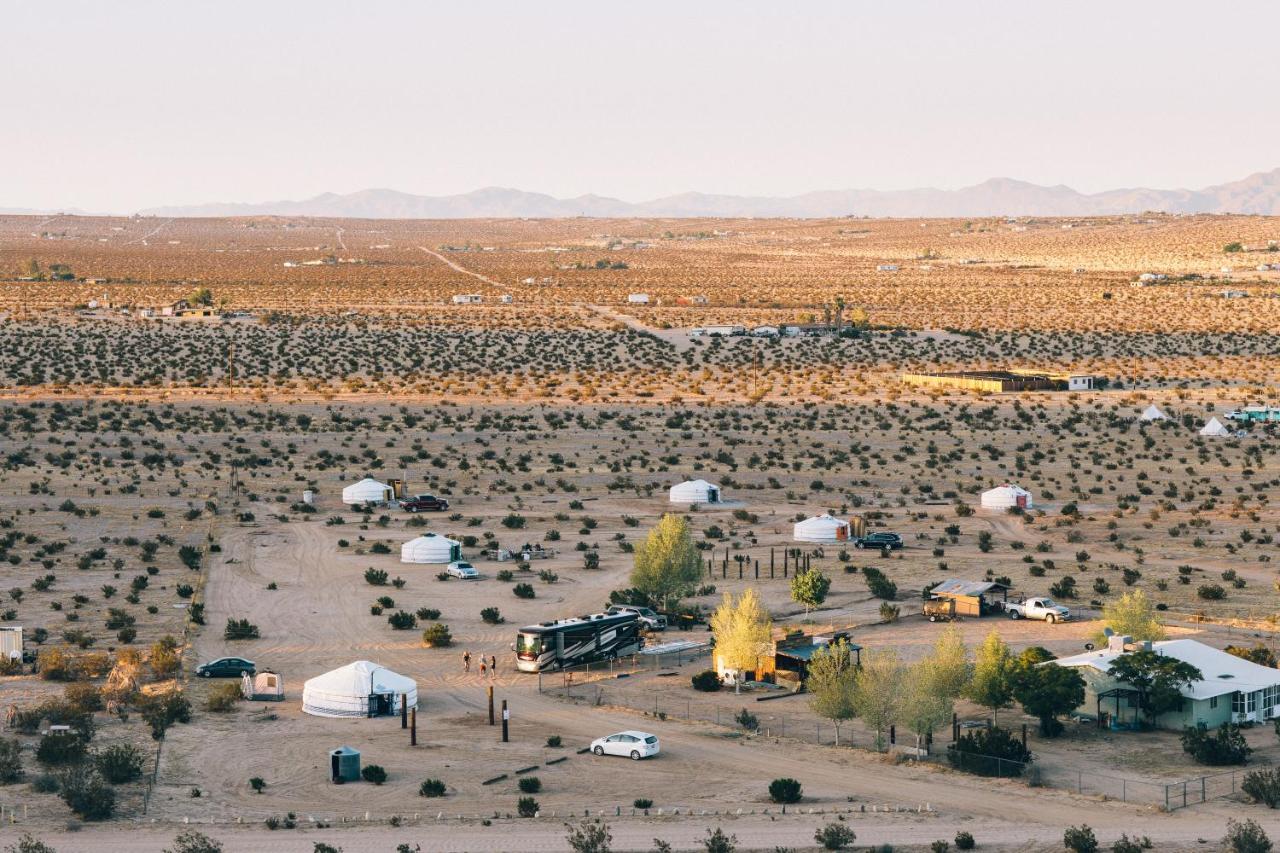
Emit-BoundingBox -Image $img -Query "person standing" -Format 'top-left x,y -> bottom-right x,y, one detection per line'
489,654 -> 497,677
479,659 -> 487,678
463,650 -> 471,673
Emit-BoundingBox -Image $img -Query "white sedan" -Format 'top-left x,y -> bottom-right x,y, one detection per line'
446,561 -> 479,580
590,731 -> 660,760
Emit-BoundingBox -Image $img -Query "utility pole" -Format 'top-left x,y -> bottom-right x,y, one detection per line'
227,341 -> 235,392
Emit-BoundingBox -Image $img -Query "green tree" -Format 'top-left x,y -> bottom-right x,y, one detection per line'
188,287 -> 214,307
1012,653 -> 1084,737
564,818 -> 612,853
967,630 -> 1015,724
1226,645 -> 1278,668
852,648 -> 904,750
1224,818 -> 1272,853
709,588 -> 771,694
164,830 -> 224,853
790,568 -> 831,614
806,639 -> 858,744
926,625 -> 971,700
630,514 -> 703,610
1096,589 -> 1165,643
1105,650 -> 1201,726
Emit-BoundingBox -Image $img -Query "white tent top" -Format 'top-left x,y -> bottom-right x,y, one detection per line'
341,477 -> 391,504
793,514 -> 851,541
981,484 -> 1034,509
669,479 -> 721,503
1139,404 -> 1168,421
302,660 -> 417,718
1054,640 -> 1280,701
1200,417 -> 1231,437
400,533 -> 462,564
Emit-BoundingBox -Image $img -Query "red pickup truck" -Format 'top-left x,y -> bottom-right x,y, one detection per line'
401,494 -> 450,512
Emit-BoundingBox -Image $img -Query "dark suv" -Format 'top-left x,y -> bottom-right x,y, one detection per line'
401,494 -> 449,512
854,532 -> 903,550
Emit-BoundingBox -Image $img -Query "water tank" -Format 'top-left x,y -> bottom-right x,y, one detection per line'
329,746 -> 360,783
303,490 -> 316,506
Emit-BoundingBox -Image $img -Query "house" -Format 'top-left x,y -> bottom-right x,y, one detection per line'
715,629 -> 861,689
499,295 -> 513,304
703,325 -> 746,337
626,293 -> 651,305
925,579 -> 1010,618
677,295 -> 708,305
876,264 -> 899,272
752,326 -> 780,337
451,294 -> 483,305
903,370 -> 1100,394
1053,637 -> 1280,730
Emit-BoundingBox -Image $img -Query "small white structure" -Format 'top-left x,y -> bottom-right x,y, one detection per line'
876,264 -> 899,272
302,661 -> 417,719
341,477 -> 392,506
626,293 -> 651,304
302,490 -> 316,506
793,514 -> 851,543
452,293 -> 483,304
981,484 -> 1033,510
1067,375 -> 1095,391
1,626 -> 21,661
704,325 -> 746,337
1139,404 -> 1168,422
400,533 -> 463,564
752,326 -> 780,337
242,670 -> 284,701
499,294 -> 513,304
1200,417 -> 1231,437
669,479 -> 721,505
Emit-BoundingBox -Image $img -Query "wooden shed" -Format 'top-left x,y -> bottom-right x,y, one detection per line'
926,579 -> 1010,617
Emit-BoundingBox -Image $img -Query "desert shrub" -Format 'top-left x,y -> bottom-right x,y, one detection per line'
370,542 -> 390,554
768,777 -> 802,803
6,834 -> 57,853
422,623 -> 453,647
206,683 -> 242,712
0,737 -> 23,784
691,670 -> 721,692
931,843 -> 950,853
954,831 -> 975,850
117,627 -> 137,644
565,818 -> 612,853
496,569 -> 514,582
634,797 -> 653,809
37,647 -> 76,681
95,744 -> 144,784
1198,584 -> 1226,601
1110,835 -> 1147,853
165,829 -> 225,853
1243,767 -> 1280,808
735,708 -> 758,731
1181,723 -> 1251,766
139,692 -> 192,740
518,776 -> 542,793
480,607 -> 504,624
517,795 -> 539,817
513,583 -> 535,599
37,731 -> 87,765
63,683 -> 103,714
249,777 -> 265,793
702,827 -> 737,853
1225,819 -> 1272,853
59,766 -> 115,820
364,568 -> 388,585
387,611 -> 417,630
224,618 -> 260,640
416,607 -> 440,620
1063,825 -> 1098,853
546,735 -> 562,747
947,727 -> 1031,776
361,765 -> 387,785
419,778 -> 447,797
502,514 -> 527,529
30,772 -> 59,793
815,822 -> 856,850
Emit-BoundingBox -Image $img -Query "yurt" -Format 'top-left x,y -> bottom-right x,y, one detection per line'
1199,417 -> 1231,437
241,670 -> 284,702
302,661 -> 417,719
341,477 -> 392,506
793,514 -> 852,543
669,479 -> 721,504
1139,405 -> 1168,421
400,533 -> 462,565
981,484 -> 1033,510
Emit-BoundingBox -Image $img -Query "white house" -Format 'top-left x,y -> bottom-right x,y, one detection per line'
793,514 -> 851,543
452,294 -> 483,305
980,484 -> 1033,510
1067,375 -> 1096,391
669,479 -> 721,504
626,293 -> 651,305
752,326 -> 780,338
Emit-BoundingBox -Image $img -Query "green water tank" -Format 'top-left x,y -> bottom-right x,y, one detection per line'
329,746 -> 360,783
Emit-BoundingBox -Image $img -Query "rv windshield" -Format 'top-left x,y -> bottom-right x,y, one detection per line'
516,633 -> 542,659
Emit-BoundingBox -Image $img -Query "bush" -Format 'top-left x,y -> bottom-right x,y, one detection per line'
517,795 -> 539,817
1063,825 -> 1098,853
139,692 -> 192,740
224,618 -> 260,640
497,570 -> 514,582
249,777 -> 266,793
518,776 -> 542,793
64,683 -> 103,714
361,765 -> 387,785
5,834 -> 57,853
634,797 -> 653,809
947,727 -> 1031,777
30,772 -> 59,793
0,737 -> 23,784
931,843 -> 950,853
1243,767 -> 1280,808
206,683 -> 242,712
954,831 -> 975,850
1198,584 -> 1226,600
691,670 -> 722,692
59,766 -> 115,820
166,829 -> 226,853
502,514 -> 527,529
364,568 -> 388,585
480,607 -> 504,625
419,778 -> 447,797
734,708 -> 758,731
768,777 -> 803,804
1181,723 -> 1252,766
702,827 -> 737,853
1110,835 -> 1147,853
416,607 -> 440,620
37,731 -> 87,765
95,744 -> 144,784
513,583 -> 535,599
387,611 -> 417,630
422,623 -> 453,647
815,822 -> 856,850
1225,819 -> 1272,853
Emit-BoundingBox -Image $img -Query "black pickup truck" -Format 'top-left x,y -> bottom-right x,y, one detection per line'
401,494 -> 450,512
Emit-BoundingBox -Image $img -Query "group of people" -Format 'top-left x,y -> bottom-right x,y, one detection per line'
462,650 -> 498,678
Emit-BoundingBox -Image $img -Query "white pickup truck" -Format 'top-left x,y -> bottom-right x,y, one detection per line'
1005,597 -> 1071,624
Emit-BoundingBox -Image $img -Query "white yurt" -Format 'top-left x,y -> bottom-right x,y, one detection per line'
1139,404 -> 1168,421
669,479 -> 721,504
400,533 -> 462,564
1200,417 -> 1231,437
981,484 -> 1034,510
302,661 -> 417,718
793,514 -> 851,543
341,477 -> 392,506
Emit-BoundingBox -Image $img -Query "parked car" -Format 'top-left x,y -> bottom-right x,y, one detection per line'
606,604 -> 667,631
1006,596 -> 1071,623
591,730 -> 660,760
401,494 -> 449,512
196,657 -> 255,678
854,532 -> 903,550
446,561 -> 479,580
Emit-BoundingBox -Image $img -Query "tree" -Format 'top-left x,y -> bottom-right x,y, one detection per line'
702,827 -> 737,853
22,258 -> 41,279
1105,650 -> 1201,725
1226,645 -> 1278,668
630,515 -> 703,610
565,819 -> 611,853
967,630 -> 1015,723
0,737 -> 22,784
1011,654 -> 1084,737
164,830 -> 224,853
790,568 -> 831,613
1096,590 -> 1165,643
925,625 -> 971,700
851,648 -> 904,750
806,640 -> 858,744
5,835 -> 56,853
709,589 -> 771,693
815,822 -> 856,850
901,660 -> 954,754
1063,825 -> 1098,853
188,288 -> 214,307
1225,819 -> 1272,853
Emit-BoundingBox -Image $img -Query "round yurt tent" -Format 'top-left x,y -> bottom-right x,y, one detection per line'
302,661 -> 417,718
981,484 -> 1033,510
669,479 -> 721,504
342,477 -> 392,506
400,533 -> 462,565
793,514 -> 851,543
1139,404 -> 1167,422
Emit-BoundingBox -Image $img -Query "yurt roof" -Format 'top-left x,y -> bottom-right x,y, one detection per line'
304,660 -> 415,697
796,514 -> 847,529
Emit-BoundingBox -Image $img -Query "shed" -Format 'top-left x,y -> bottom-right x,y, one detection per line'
980,484 -> 1033,510
1139,405 -> 1167,421
793,514 -> 851,543
400,533 -> 462,564
303,661 -> 417,718
1200,417 -> 1231,437
242,670 -> 284,701
329,746 -> 361,783
341,477 -> 392,506
926,579 -> 1010,617
0,626 -> 21,661
773,633 -> 862,685
669,479 -> 721,504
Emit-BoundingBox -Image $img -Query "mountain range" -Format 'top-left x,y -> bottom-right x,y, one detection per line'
110,168 -> 1280,219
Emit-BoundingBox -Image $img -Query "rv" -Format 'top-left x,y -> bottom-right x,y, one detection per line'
514,611 -> 643,672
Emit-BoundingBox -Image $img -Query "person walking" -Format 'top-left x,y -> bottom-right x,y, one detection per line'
479,659 -> 487,678
463,651 -> 471,673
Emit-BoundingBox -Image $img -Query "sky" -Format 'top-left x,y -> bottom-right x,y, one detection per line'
3,1 -> 1279,212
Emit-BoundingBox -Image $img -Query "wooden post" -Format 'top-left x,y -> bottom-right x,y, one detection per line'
754,559 -> 759,579
1021,724 -> 1027,750
410,708 -> 417,746
889,724 -> 896,745
488,686 -> 495,726
501,700 -> 509,743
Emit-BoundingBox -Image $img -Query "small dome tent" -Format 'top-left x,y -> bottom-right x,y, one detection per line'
1139,404 -> 1167,421
793,514 -> 851,543
669,479 -> 721,504
302,661 -> 417,718
981,484 -> 1033,510
400,533 -> 462,564
1200,417 -> 1231,437
242,670 -> 284,701
342,477 -> 392,506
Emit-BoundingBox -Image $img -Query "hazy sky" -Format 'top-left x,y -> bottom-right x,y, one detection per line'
5,1 -> 1278,212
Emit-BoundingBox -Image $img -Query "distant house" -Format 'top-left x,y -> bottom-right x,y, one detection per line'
676,295 -> 708,305
451,294 -> 483,305
876,264 -> 899,272
626,293 -> 651,305
715,629 -> 861,689
499,294 -> 513,304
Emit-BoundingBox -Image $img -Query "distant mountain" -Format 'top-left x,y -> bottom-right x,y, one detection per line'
138,169 -> 1280,219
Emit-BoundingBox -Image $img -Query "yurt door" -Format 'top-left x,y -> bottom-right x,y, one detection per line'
330,753 -> 340,781
369,693 -> 392,717
1016,494 -> 1027,509
708,487 -> 719,503
450,543 -> 462,562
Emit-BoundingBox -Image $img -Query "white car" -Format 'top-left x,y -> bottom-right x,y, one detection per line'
591,730 -> 660,760
446,561 -> 479,580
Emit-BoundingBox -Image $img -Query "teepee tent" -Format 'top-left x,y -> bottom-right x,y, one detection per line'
793,514 -> 851,543
669,479 -> 721,504
400,533 -> 462,564
342,477 -> 392,506
1139,405 -> 1168,421
302,661 -> 417,718
981,484 -> 1033,510
1200,417 -> 1231,437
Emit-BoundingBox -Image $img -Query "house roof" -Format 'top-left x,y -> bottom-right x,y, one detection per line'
776,640 -> 863,662
929,579 -> 1009,598
1053,639 -> 1280,700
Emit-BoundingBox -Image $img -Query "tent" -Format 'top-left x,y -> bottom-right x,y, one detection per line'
242,670 -> 284,701
669,479 -> 721,504
342,477 -> 392,506
1139,404 -> 1167,421
400,533 -> 462,564
981,484 -> 1033,510
302,661 -> 417,718
1200,417 -> 1231,437
793,514 -> 851,543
